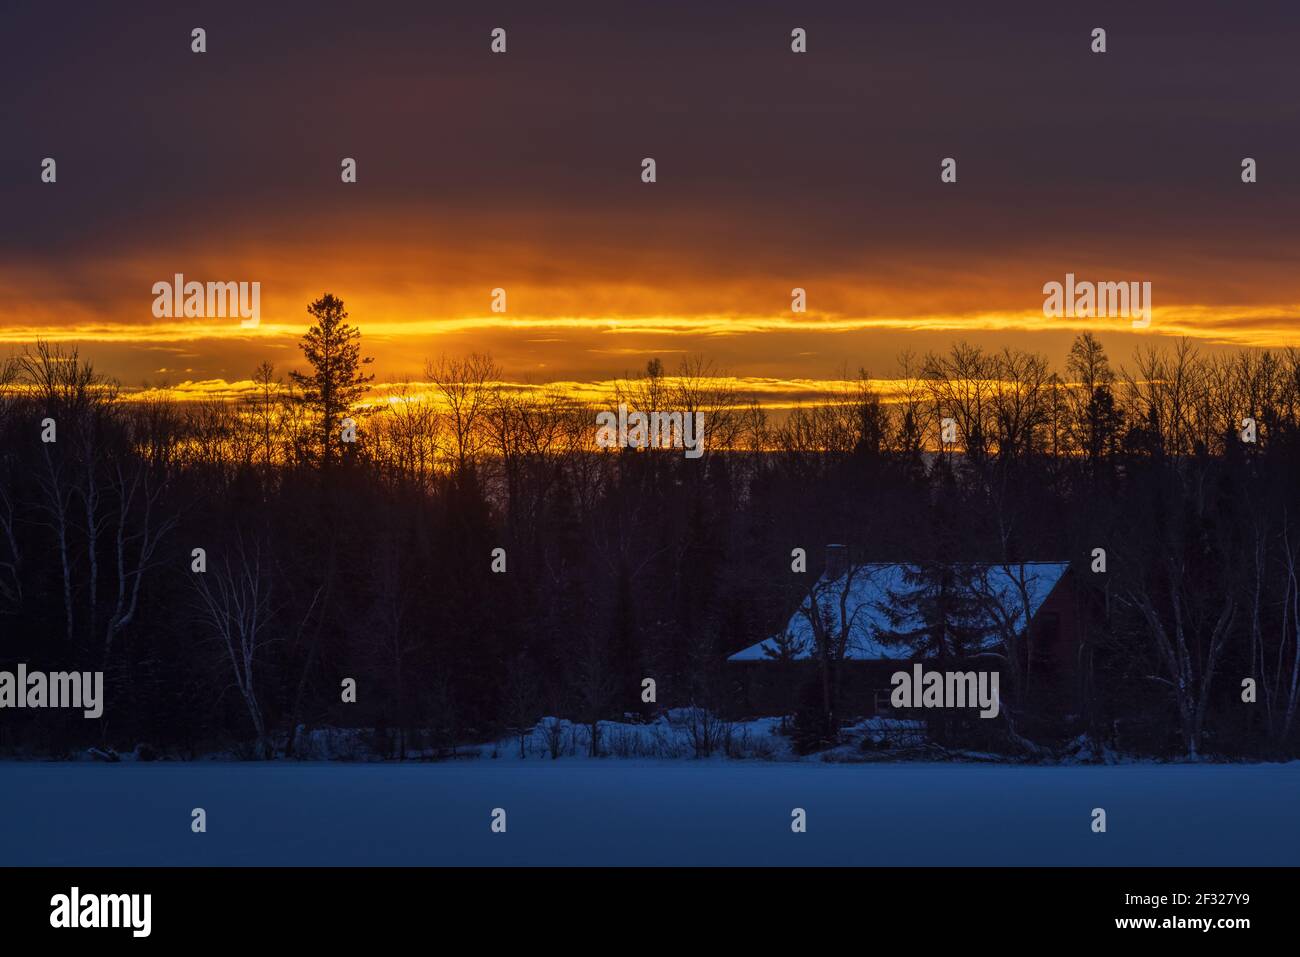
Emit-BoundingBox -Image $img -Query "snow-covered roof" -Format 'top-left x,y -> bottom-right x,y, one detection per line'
728,562 -> 1070,662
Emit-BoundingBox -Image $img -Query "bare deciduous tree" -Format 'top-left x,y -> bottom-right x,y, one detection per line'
193,535 -> 275,759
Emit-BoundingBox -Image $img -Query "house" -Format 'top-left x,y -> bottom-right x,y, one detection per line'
727,545 -> 1080,721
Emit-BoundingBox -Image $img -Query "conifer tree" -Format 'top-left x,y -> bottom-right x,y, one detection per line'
289,294 -> 374,467
874,562 -> 991,664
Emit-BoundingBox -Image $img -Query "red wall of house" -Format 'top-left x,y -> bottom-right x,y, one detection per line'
1022,570 -> 1081,716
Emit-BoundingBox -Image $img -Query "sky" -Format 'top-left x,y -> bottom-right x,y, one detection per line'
3,1 -> 1300,406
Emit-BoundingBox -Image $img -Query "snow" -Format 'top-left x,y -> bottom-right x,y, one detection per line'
483,712 -> 923,761
729,561 -> 1071,661
1,760 -> 1296,866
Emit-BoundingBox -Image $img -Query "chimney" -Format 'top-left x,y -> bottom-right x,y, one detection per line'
824,544 -> 849,581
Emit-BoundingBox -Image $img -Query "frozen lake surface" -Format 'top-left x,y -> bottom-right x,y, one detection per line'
1,761 -> 1297,866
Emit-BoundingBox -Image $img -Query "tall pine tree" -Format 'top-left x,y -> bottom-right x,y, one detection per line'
290,294 -> 374,467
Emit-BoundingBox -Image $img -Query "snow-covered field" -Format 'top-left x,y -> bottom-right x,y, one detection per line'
275,713 -> 925,762
1,761 -> 1296,866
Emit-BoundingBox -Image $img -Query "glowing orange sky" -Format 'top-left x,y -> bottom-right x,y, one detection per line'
2,217 -> 1297,407
2,241 -> 1298,408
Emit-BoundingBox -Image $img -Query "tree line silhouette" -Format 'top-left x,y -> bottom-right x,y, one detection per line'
2,293 -> 1299,760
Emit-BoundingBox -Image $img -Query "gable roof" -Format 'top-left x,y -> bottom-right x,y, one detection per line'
728,562 -> 1071,662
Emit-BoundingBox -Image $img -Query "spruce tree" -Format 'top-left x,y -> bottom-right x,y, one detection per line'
874,562 -> 990,665
289,293 -> 374,467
